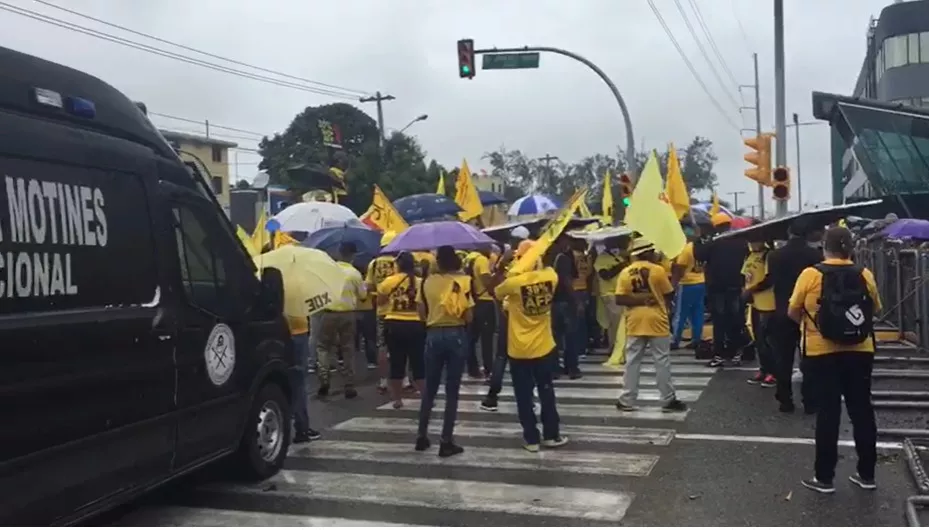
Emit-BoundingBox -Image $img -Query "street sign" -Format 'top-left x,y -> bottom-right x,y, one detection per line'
482,52 -> 540,70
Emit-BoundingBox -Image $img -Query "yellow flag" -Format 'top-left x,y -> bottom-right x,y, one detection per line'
710,191 -> 721,215
578,199 -> 594,218
665,144 -> 691,220
273,231 -> 299,249
604,312 -> 628,366
361,185 -> 410,233
237,225 -> 259,257
601,170 -> 614,224
625,151 -> 687,258
455,159 -> 483,221
437,171 -> 446,195
509,188 -> 588,276
251,211 -> 271,252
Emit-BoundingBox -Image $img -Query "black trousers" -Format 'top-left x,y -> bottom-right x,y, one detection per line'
708,289 -> 743,359
805,352 -> 877,483
469,299 -> 497,375
769,314 -> 813,407
357,309 -> 377,364
384,319 -> 426,380
751,308 -> 776,375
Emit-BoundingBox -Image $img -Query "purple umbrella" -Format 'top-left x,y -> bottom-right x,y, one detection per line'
382,221 -> 497,253
881,218 -> 929,240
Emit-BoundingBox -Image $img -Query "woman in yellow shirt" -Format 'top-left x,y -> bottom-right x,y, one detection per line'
788,226 -> 881,494
742,240 -> 776,387
377,252 -> 424,409
415,245 -> 474,458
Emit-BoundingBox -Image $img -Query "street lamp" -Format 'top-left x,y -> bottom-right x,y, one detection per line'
786,115 -> 824,212
398,114 -> 429,134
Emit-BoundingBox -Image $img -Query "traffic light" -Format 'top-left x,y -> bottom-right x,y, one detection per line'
619,173 -> 633,206
772,166 -> 791,201
743,133 -> 773,185
457,39 -> 475,79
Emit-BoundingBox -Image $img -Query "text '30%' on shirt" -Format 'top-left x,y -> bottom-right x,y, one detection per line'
616,260 -> 675,337
495,267 -> 558,360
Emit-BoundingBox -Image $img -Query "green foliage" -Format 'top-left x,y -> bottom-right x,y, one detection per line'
234,179 -> 251,189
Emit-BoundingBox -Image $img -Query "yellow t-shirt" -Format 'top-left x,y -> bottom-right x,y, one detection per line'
616,259 -> 674,337
742,249 -> 775,312
377,273 -> 422,322
572,250 -> 591,291
675,242 -> 705,285
366,256 -> 397,315
788,258 -> 882,357
413,251 -> 436,277
495,267 -> 558,360
286,315 -> 308,336
419,273 -> 474,327
594,253 -> 624,296
468,252 -> 494,301
328,262 -> 366,312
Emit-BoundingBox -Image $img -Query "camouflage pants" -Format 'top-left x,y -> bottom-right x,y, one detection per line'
316,311 -> 357,388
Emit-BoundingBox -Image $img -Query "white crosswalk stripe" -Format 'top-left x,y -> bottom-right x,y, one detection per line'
126,350 -> 715,525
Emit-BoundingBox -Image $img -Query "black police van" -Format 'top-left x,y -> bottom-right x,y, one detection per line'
0,46 -> 295,524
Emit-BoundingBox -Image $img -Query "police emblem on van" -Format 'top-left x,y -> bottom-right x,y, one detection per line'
204,323 -> 235,386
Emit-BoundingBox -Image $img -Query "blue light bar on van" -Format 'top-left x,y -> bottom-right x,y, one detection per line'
33,87 -> 63,108
66,96 -> 96,119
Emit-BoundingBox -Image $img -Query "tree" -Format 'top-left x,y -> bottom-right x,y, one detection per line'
235,179 -> 251,189
679,136 -> 718,192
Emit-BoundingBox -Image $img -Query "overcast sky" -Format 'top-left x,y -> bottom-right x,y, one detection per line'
1,0 -> 889,214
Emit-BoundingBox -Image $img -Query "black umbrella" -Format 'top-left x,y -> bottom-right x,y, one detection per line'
478,189 -> 508,206
393,193 -> 462,223
716,199 -> 883,242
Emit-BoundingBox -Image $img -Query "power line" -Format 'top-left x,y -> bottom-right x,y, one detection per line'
671,0 -> 740,109
687,0 -> 741,87
31,0 -> 372,98
149,111 -> 266,138
647,0 -> 740,130
730,0 -> 754,52
0,2 -> 363,100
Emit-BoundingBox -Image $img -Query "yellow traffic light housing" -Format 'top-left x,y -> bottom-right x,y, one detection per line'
772,166 -> 791,201
743,133 -> 774,186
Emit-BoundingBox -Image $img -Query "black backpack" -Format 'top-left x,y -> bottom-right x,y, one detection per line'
813,263 -> 874,345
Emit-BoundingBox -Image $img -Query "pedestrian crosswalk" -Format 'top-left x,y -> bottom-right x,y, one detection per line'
121,349 -> 717,526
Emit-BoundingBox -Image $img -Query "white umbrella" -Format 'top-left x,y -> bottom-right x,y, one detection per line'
271,201 -> 362,235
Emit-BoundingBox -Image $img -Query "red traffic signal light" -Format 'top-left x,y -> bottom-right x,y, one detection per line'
771,166 -> 791,201
457,39 -> 475,79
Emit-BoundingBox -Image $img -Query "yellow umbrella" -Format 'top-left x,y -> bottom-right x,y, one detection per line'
254,246 -> 348,317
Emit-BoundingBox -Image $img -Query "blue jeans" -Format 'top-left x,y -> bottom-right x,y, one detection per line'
510,352 -> 560,445
417,327 -> 468,442
573,291 -> 590,359
553,301 -> 579,373
290,333 -> 311,432
672,283 -> 706,346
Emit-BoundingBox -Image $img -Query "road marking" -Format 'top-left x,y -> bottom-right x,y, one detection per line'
565,364 -> 717,375
289,440 -> 659,477
472,375 -> 712,388
674,432 -> 905,450
381,399 -> 690,421
117,506 -> 412,526
588,349 -> 696,358
444,385 -> 702,402
331,417 -> 676,445
208,471 -> 635,523
581,356 -> 708,365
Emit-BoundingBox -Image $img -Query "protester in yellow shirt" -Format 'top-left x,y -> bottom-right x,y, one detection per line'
286,314 -> 320,443
742,240 -> 776,387
376,252 -> 424,409
413,251 -> 437,277
316,242 -> 367,399
465,247 -> 497,378
787,226 -> 880,495
670,237 -> 706,349
414,246 -> 473,458
594,239 -> 629,349
367,235 -> 398,394
614,238 -> 687,413
492,250 -> 568,452
570,239 -> 593,361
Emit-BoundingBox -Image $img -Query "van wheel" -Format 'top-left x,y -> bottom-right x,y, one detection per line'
236,382 -> 291,480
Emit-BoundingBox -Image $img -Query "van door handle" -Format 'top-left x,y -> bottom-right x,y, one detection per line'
152,307 -> 177,333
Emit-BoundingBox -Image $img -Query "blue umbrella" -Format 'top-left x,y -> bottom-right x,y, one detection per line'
478,189 -> 508,206
393,193 -> 462,222
301,225 -> 382,266
508,194 -> 560,215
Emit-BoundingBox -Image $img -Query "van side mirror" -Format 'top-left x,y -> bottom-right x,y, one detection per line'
259,267 -> 285,317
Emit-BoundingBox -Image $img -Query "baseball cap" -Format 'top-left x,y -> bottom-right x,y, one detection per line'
510,226 -> 530,240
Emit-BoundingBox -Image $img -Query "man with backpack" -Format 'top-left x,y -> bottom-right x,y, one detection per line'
788,226 -> 880,494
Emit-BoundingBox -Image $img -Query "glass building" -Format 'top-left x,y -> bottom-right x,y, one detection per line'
820,0 -> 929,213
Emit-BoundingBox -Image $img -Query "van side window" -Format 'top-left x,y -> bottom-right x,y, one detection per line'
172,203 -> 229,315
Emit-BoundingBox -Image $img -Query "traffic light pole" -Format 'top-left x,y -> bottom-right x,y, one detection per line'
773,0 -> 788,217
474,45 -> 636,223
752,53 -> 765,220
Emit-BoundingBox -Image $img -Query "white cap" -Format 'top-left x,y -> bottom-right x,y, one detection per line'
510,226 -> 530,240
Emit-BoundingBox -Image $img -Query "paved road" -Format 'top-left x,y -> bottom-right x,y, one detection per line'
112,347 -> 916,526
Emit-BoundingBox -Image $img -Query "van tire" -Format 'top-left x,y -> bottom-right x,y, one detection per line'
236,382 -> 291,480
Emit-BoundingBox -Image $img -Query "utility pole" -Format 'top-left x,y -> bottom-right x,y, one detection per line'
774,0 -> 788,217
793,112 -> 803,211
359,91 -> 396,147
740,53 -> 765,220
537,154 -> 560,193
728,191 -> 746,213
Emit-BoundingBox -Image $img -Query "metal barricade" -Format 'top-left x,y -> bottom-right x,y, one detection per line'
856,242 -> 929,348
